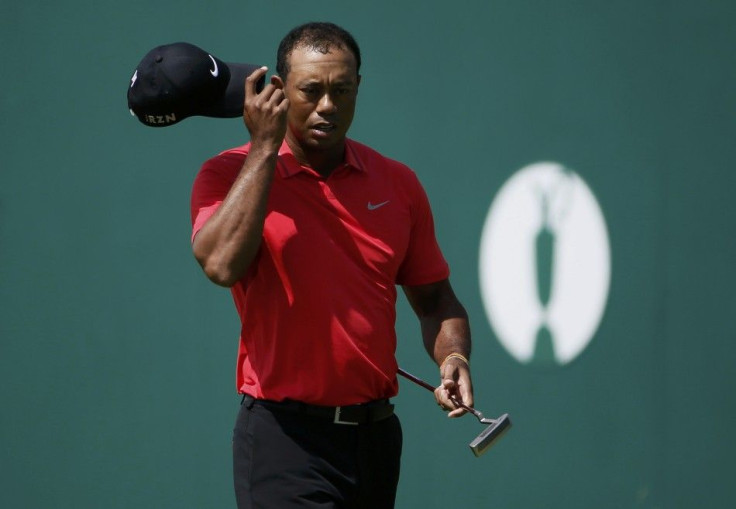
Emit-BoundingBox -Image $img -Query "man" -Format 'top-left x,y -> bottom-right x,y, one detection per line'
190,22 -> 474,509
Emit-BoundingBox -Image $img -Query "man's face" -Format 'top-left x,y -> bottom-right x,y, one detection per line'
280,45 -> 360,153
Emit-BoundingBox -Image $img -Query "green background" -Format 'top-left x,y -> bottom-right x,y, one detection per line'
2,1 -> 734,507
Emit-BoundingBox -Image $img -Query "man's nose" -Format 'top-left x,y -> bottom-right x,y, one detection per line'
316,93 -> 337,114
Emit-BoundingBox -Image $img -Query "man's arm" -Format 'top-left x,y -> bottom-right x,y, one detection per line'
192,68 -> 288,287
402,279 -> 473,417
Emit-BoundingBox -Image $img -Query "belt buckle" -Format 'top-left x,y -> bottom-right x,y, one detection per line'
333,406 -> 359,426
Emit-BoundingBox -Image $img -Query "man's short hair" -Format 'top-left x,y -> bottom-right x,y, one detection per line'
276,22 -> 361,81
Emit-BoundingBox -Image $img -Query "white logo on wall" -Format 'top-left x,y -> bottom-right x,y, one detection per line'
478,162 -> 611,366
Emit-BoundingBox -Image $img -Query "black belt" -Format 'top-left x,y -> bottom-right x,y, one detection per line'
245,396 -> 394,425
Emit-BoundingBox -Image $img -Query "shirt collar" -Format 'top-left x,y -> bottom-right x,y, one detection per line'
276,139 -> 366,178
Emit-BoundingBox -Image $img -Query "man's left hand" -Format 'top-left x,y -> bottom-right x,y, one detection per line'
434,357 -> 474,418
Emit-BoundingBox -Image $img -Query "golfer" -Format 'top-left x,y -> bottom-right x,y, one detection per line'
190,22 -> 474,509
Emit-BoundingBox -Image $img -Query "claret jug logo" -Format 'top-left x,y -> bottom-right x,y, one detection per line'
479,162 -> 611,366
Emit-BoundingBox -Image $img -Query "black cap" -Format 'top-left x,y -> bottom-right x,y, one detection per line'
127,42 -> 264,127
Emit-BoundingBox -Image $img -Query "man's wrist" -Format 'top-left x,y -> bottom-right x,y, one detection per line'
440,352 -> 469,369
248,140 -> 281,159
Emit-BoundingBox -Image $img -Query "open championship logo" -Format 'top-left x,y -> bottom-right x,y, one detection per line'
478,162 -> 611,366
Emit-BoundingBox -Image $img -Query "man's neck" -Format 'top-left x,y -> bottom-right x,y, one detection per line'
285,136 -> 346,178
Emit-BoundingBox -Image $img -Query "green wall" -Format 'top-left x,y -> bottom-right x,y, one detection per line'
2,1 -> 734,507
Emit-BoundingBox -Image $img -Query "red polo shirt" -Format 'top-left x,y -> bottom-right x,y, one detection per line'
191,139 -> 449,405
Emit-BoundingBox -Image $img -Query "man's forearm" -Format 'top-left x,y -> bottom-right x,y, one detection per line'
418,297 -> 475,414
421,312 -> 471,367
403,279 -> 472,365
192,146 -> 278,287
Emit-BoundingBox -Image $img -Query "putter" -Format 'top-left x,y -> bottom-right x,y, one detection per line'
397,367 -> 511,457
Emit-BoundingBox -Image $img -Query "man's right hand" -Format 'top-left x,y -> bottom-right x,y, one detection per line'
243,67 -> 289,152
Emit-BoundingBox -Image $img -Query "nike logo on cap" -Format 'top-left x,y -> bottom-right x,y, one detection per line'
367,200 -> 390,210
208,55 -> 219,77
130,70 -> 137,88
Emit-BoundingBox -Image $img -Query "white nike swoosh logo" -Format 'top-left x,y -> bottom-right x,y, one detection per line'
208,55 -> 219,77
367,200 -> 390,210
130,70 -> 137,88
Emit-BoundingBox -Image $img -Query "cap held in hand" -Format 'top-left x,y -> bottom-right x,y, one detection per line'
127,42 -> 264,127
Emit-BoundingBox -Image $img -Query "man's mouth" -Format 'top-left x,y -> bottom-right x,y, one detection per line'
312,123 -> 336,133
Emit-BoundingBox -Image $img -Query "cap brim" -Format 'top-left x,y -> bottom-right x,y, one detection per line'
198,61 -> 264,118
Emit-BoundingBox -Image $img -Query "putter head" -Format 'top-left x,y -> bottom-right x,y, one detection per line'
469,413 -> 512,457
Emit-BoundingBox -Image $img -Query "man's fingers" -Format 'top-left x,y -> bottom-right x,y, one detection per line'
245,66 -> 268,98
447,406 -> 467,418
275,97 -> 290,114
434,386 -> 449,409
434,376 -> 475,418
458,382 -> 474,409
246,78 -> 287,112
435,383 -> 461,411
265,88 -> 287,109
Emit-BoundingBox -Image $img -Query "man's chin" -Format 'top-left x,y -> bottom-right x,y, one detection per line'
286,128 -> 347,155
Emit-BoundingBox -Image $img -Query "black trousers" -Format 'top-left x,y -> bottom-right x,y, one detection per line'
233,396 -> 403,509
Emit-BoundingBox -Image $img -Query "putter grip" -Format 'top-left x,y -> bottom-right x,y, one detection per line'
398,367 -> 475,414
398,368 -> 472,411
397,368 -> 436,392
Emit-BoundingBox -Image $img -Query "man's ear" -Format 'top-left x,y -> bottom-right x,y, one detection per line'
271,75 -> 285,89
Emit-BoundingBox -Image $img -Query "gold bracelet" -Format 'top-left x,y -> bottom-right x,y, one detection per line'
440,352 -> 469,368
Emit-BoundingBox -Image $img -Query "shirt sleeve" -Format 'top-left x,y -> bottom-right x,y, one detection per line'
395,171 -> 450,286
190,151 -> 244,242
